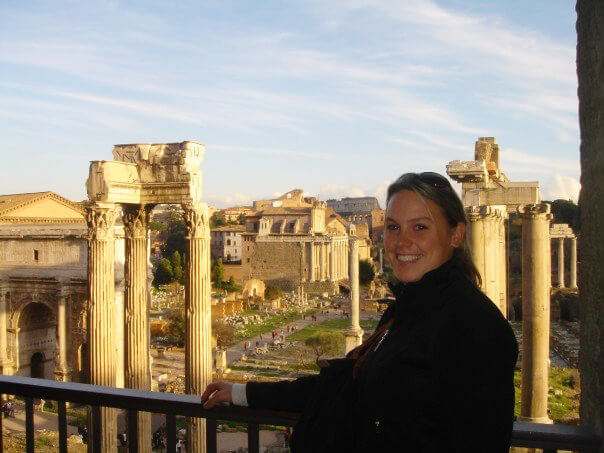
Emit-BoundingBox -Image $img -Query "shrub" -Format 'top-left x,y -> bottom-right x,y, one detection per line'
265,285 -> 282,301
305,331 -> 345,361
359,259 -> 375,286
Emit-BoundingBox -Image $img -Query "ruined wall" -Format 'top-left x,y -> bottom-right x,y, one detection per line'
577,0 -> 604,443
249,241 -> 302,291
222,263 -> 248,284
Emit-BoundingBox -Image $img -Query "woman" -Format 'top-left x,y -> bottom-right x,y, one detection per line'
203,172 -> 518,452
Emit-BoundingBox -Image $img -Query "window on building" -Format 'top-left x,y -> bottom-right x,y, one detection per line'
33,250 -> 39,261
227,239 -> 231,246
247,258 -> 250,263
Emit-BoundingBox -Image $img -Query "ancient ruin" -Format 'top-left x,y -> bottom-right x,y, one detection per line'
550,224 -> 578,289
85,142 -> 212,452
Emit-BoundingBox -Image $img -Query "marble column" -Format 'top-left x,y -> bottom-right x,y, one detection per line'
183,203 -> 212,453
300,241 -> 306,282
0,281 -> 13,375
345,238 -> 363,353
54,284 -> 71,381
123,204 -> 153,453
498,218 -> 508,317
569,237 -> 578,289
329,241 -> 336,282
86,202 -> 118,450
319,242 -> 326,281
465,206 -> 506,316
557,237 -> 565,288
309,242 -> 316,282
518,203 -> 553,424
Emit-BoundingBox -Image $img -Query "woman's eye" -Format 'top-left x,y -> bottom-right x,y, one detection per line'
386,224 -> 399,231
414,224 -> 428,231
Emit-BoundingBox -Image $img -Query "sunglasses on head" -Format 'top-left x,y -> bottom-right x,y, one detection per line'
398,172 -> 452,190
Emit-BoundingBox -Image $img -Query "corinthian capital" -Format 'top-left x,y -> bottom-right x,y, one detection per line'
86,203 -> 118,240
122,204 -> 153,239
517,203 -> 553,220
182,203 -> 209,238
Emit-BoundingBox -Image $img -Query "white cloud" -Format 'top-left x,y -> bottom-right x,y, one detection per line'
542,174 -> 580,203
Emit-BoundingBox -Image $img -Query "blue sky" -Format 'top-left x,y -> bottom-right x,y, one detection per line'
0,0 -> 580,208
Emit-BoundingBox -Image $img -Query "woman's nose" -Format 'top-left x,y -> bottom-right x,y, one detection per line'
395,230 -> 413,247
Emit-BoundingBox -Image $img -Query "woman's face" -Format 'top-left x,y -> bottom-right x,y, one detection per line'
384,189 -> 464,283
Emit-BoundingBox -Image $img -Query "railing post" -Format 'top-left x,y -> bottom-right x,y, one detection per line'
127,409 -> 139,453
206,418 -> 217,453
0,404 -> 4,453
58,401 -> 67,453
25,398 -> 34,453
91,405 -> 102,453
166,413 -> 176,453
248,422 -> 260,453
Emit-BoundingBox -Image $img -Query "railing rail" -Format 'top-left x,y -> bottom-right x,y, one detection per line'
0,375 -> 601,452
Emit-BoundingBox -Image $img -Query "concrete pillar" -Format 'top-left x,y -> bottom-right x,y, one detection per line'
518,203 -> 553,424
345,238 -> 363,353
309,242 -> 316,282
86,202 -> 118,450
182,203 -> 212,453
54,284 -> 71,381
465,206 -> 506,316
123,204 -> 152,453
569,237 -> 578,289
0,281 -> 13,375
557,237 -> 565,288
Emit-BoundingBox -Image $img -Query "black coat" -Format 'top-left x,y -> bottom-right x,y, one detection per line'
246,260 -> 519,452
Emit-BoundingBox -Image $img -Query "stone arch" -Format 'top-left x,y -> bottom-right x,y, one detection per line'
16,302 -> 56,379
242,279 -> 266,299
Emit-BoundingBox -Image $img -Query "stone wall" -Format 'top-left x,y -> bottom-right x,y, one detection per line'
248,241 -> 302,290
577,0 -> 604,445
222,263 -> 248,284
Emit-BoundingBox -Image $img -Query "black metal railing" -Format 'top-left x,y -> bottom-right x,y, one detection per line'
0,375 -> 601,453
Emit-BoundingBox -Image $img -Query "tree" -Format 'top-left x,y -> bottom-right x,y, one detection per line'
211,259 -> 225,287
265,285 -> 282,301
154,258 -> 173,286
305,332 -> 345,362
161,219 -> 186,259
165,310 -> 185,346
222,276 -> 242,293
212,319 -> 235,347
549,199 -> 580,232
237,213 -> 246,225
149,221 -> 166,232
359,259 -> 376,286
171,251 -> 183,284
210,212 -> 226,229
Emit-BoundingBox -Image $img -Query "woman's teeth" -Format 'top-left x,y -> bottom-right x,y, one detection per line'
397,254 -> 421,262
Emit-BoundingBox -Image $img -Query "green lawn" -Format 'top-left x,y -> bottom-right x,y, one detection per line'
288,318 -> 379,342
234,308 -> 318,343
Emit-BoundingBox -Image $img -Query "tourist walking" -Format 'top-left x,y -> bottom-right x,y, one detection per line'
203,172 -> 518,452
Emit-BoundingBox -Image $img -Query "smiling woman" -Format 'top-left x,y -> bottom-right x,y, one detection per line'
203,171 -> 518,452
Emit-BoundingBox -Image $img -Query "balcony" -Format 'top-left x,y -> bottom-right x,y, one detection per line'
0,375 -> 601,453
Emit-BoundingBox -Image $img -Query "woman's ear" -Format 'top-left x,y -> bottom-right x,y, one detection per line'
451,222 -> 466,248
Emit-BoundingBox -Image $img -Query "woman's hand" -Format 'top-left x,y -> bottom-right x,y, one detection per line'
201,382 -> 233,409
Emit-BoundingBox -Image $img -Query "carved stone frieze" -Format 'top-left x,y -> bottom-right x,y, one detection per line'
182,203 -> 209,239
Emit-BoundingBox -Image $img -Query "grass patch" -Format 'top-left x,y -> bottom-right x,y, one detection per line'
513,367 -> 579,423
288,318 -> 379,342
234,309 -> 318,342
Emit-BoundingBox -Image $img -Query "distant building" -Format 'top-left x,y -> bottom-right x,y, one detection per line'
326,197 -> 385,246
221,206 -> 253,222
210,224 -> 246,263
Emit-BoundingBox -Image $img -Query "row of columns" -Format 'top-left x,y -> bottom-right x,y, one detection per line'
303,239 -> 349,283
86,202 -> 211,452
553,236 -> 578,289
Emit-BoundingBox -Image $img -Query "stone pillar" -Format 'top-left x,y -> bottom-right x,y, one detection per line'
320,242 -> 326,281
498,218 -> 508,317
345,238 -> 363,353
465,206 -> 506,316
123,204 -> 152,453
0,281 -> 13,375
86,203 -> 118,450
518,203 -> 553,424
300,241 -> 306,282
54,284 -> 71,381
329,241 -> 336,282
569,237 -> 578,289
309,242 -> 316,282
378,248 -> 384,274
183,203 -> 212,453
557,237 -> 565,288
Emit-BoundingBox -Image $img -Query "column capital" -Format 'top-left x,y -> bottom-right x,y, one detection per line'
517,203 -> 553,220
348,237 -> 360,249
182,203 -> 209,239
122,204 -> 153,239
86,203 -> 118,240
465,205 -> 505,221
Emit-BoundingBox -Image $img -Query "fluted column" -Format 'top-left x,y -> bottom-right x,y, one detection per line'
345,238 -> 363,353
557,237 -> 565,288
123,204 -> 153,453
0,281 -> 12,375
465,206 -> 506,316
183,203 -> 212,453
569,237 -> 578,289
518,203 -> 553,424
329,241 -> 336,282
309,242 -> 316,282
54,284 -> 71,381
86,202 -> 118,450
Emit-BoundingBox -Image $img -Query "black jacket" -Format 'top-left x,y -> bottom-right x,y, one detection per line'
246,260 -> 519,452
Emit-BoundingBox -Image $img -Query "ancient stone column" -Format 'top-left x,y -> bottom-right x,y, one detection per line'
518,203 -> 553,423
465,206 -> 506,316
345,238 -> 363,353
557,237 -> 565,288
569,236 -> 578,289
0,281 -> 12,375
329,241 -> 336,282
309,242 -> 316,282
86,202 -> 118,450
182,203 -> 212,453
123,204 -> 153,453
319,242 -> 326,281
54,284 -> 71,381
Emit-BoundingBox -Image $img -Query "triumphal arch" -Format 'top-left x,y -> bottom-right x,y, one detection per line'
86,141 -> 211,451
